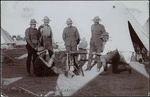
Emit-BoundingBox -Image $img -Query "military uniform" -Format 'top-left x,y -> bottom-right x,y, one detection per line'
38,24 -> 53,51
87,23 -> 107,70
100,49 -> 132,74
62,26 -> 80,52
25,27 -> 40,74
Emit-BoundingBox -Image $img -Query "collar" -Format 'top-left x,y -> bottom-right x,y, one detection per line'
42,24 -> 50,27
29,27 -> 36,30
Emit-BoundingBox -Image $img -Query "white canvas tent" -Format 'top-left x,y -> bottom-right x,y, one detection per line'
100,2 -> 149,62
124,1 -> 149,36
1,27 -> 15,49
142,18 -> 149,35
124,1 -> 149,27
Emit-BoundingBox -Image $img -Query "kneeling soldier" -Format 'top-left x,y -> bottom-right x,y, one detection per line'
90,49 -> 132,74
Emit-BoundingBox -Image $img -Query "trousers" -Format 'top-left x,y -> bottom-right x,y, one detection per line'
26,44 -> 38,74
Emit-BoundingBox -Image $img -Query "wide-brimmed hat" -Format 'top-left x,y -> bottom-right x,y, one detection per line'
30,19 -> 37,25
92,16 -> 101,22
66,18 -> 73,24
43,16 -> 50,22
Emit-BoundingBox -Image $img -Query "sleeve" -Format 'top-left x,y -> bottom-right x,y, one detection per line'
50,27 -> 54,43
75,27 -> 80,41
91,25 -> 93,33
25,29 -> 35,48
50,26 -> 53,38
102,25 -> 106,34
62,28 -> 66,42
37,28 -> 40,40
37,26 -> 43,43
101,25 -> 109,42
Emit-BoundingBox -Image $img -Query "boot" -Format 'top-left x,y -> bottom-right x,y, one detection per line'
128,68 -> 132,74
85,59 -> 92,71
89,61 -> 97,70
97,61 -> 102,72
78,64 -> 85,76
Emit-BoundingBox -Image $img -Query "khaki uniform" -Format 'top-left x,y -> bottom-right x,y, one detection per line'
25,27 -> 40,48
100,49 -> 131,73
62,26 -> 80,52
25,27 -> 40,74
38,24 -> 53,51
87,23 -> 106,69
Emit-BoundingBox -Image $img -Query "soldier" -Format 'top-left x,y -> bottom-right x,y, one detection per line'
85,16 -> 107,72
101,49 -> 132,74
90,49 -> 132,74
25,19 -> 40,75
62,18 -> 80,53
62,18 -> 80,75
38,16 -> 54,67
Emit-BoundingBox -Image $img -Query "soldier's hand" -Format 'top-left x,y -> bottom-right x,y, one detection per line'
34,47 -> 38,51
102,42 -> 106,45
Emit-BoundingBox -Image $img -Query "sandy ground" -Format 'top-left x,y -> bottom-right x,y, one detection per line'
1,49 -> 149,96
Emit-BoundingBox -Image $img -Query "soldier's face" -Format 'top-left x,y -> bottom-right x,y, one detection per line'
44,21 -> 49,25
67,23 -> 72,27
30,24 -> 36,28
94,22 -> 99,24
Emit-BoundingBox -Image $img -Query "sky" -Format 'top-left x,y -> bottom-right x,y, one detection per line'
1,1 -> 149,43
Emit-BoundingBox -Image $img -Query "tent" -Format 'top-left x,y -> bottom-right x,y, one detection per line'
100,2 -> 149,62
142,18 -> 149,36
124,1 -> 149,36
1,27 -> 15,49
124,1 -> 149,27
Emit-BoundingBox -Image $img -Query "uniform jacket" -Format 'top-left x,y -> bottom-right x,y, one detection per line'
38,24 -> 53,50
25,27 -> 40,49
62,26 -> 80,46
90,23 -> 106,46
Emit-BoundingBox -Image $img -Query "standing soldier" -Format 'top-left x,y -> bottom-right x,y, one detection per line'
62,18 -> 80,53
25,19 -> 40,75
62,18 -> 80,75
38,16 -> 55,67
85,16 -> 108,72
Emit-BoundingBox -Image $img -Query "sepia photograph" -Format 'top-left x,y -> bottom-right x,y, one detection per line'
1,1 -> 149,96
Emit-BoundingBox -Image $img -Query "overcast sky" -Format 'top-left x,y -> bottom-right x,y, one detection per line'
1,1 -> 149,42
